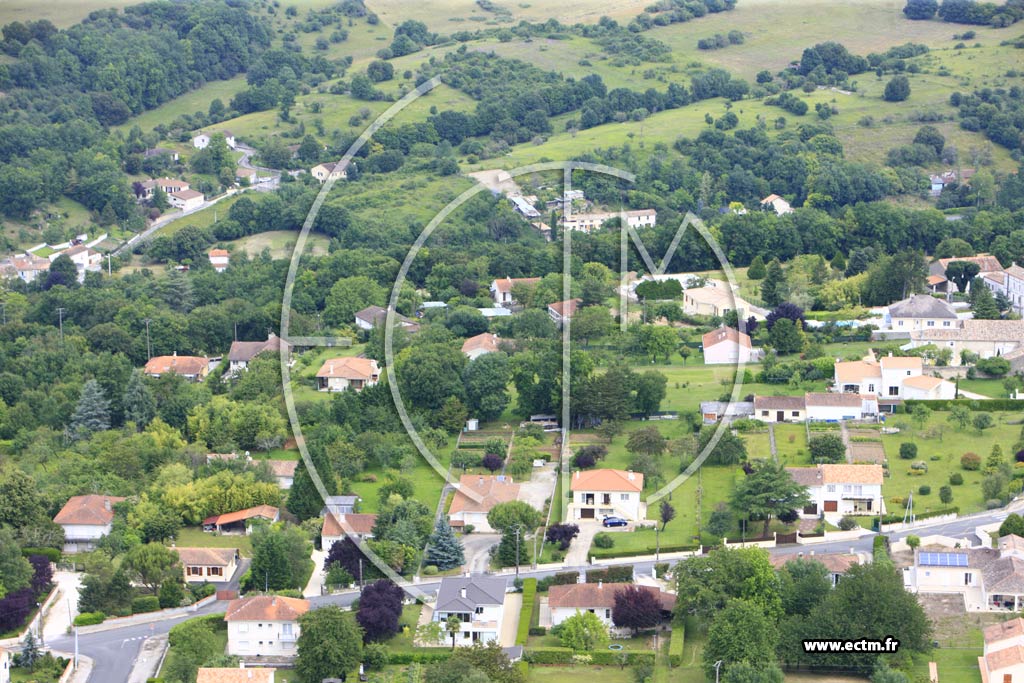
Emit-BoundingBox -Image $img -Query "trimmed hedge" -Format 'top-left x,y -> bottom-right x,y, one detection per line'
668,627 -> 685,667
537,571 -> 578,592
22,547 -> 60,562
132,596 -> 161,614
516,579 -> 536,646
904,399 -> 1023,411
585,566 -> 634,583
881,506 -> 958,524
590,543 -> 698,559
387,649 -> 451,664
525,647 -> 657,666
74,612 -> 106,626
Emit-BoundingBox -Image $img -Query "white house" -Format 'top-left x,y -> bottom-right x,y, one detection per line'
490,277 -> 542,307
265,460 -> 297,489
561,209 -> 656,233
760,194 -> 793,215
804,392 -> 878,422
753,395 -> 806,423
197,668 -> 274,683
194,131 -> 236,150
0,646 -> 9,683
310,161 -> 347,183
227,333 -> 291,376
354,305 -> 418,332
568,469 -> 645,521
431,577 -> 507,647
834,355 -> 930,400
1003,264 -> 1024,316
461,332 -> 502,360
508,195 -> 540,219
169,189 -> 204,211
53,495 -> 126,553
901,375 -> 957,400
886,294 -> 958,332
0,254 -> 50,283
448,474 -> 521,533
144,354 -> 210,382
980,617 -> 1024,682
786,464 -> 884,518
547,583 -> 675,630
768,553 -> 862,587
59,244 -> 103,281
315,357 -> 380,392
701,325 -> 757,365
320,512 -> 377,550
208,249 -> 230,272
173,547 -> 239,584
225,595 -> 309,658
547,298 -> 580,327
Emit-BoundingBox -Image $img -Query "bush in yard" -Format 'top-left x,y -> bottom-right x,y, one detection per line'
899,443 -> 918,460
837,516 -> 859,531
939,486 -> 953,504
987,499 -> 1005,510
572,450 -> 597,469
906,535 -> 920,550
362,643 -> 390,670
530,626 -> 547,636
74,612 -> 105,626
545,523 -> 580,550
482,453 -> 504,471
918,485 -> 931,496
132,595 -> 161,614
593,533 -> 615,549
962,452 -> 981,470
999,513 -> 1024,538
809,434 -> 846,463
949,472 -> 964,485
558,610 -> 609,651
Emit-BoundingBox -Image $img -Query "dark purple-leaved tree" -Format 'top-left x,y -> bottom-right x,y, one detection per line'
357,579 -> 405,642
612,585 -> 663,634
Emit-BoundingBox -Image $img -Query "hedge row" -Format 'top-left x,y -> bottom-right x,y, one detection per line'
525,647 -> 657,666
387,649 -> 451,664
516,579 -> 536,646
131,596 -> 161,614
22,547 -> 61,562
585,566 -> 634,583
880,506 -> 958,524
668,627 -> 685,667
73,612 -> 105,626
537,571 -> 579,592
590,543 -> 699,559
903,399 -> 1023,411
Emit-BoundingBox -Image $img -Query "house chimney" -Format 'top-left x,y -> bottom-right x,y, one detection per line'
598,581 -> 603,589
104,498 -> 111,511
478,476 -> 484,487
627,471 -> 634,480
809,550 -> 815,556
271,597 -> 276,606
460,587 -> 467,599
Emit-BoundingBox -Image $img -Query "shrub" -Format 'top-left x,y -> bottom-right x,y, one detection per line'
586,566 -> 633,583
949,472 -> 964,485
482,453 -> 504,471
363,642 -> 389,670
899,443 -> 918,460
987,499 -> 1005,509
529,626 -> 547,636
809,433 -> 846,463
421,565 -> 438,576
131,596 -> 161,614
669,627 -> 685,667
592,533 -> 615,549
918,485 -> 931,495
538,572 -> 580,592
837,516 -> 859,531
939,485 -> 953,504
962,452 -> 981,470
906,535 -> 920,549
21,547 -> 60,562
74,612 -> 106,626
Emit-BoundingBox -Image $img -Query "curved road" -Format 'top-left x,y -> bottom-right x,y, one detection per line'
45,504 -> 1018,683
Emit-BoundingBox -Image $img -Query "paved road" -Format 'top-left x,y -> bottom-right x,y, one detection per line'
113,189 -> 240,256
48,504 -> 1020,683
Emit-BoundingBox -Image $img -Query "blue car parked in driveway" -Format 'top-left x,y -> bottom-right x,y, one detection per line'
602,516 -> 628,527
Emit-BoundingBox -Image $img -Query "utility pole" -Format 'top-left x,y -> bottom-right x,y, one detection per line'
68,599 -> 78,669
106,253 -> 111,276
714,660 -> 723,683
56,307 -> 66,345
143,318 -> 152,359
655,524 -> 660,562
514,524 -> 522,579
234,321 -> 238,341
1,302 -> 6,325
264,570 -> 268,593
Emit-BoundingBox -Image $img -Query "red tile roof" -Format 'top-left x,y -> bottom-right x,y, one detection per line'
548,583 -> 675,611
224,595 -> 309,622
53,495 -> 125,526
322,512 -> 378,537
144,355 -> 208,376
449,475 -> 520,516
702,326 -> 752,350
316,357 -> 379,380
570,469 -> 643,493
172,547 -> 238,567
203,505 -> 279,527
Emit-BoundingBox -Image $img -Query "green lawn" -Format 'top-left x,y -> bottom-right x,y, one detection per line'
959,378 -> 1016,399
380,603 -> 425,654
175,526 -> 253,557
881,411 -> 1023,515
528,666 -> 635,683
774,423 -> 811,466
742,430 -> 773,461
225,230 -> 331,260
158,617 -> 228,680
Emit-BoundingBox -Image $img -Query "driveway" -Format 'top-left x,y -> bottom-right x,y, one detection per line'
499,592 -> 522,647
43,571 -> 82,640
304,550 -> 327,597
462,533 -> 501,574
564,521 -> 602,566
518,462 -> 557,513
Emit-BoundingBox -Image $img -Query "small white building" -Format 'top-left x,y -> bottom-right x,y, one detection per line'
194,131 -> 236,150
547,298 -> 580,328
787,464 -> 884,518
561,209 -> 656,233
315,357 -> 380,392
59,244 -> 103,281
53,495 -> 126,553
461,332 -> 502,360
169,189 -> 205,211
208,249 -> 230,272
225,595 -> 308,658
265,460 -> 297,489
320,512 -> 377,550
753,395 -> 806,423
760,194 -> 793,215
701,325 -> 756,365
490,277 -> 541,307
886,294 -> 958,332
804,392 -> 878,422
431,577 -> 506,647
310,161 -> 347,183
901,375 -> 957,400
508,195 -> 541,219
568,469 -> 645,521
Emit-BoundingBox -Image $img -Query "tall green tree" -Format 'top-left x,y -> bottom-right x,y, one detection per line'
295,606 -> 364,683
121,542 -> 180,595
123,370 -> 156,430
674,547 -> 783,622
558,610 -> 610,651
970,282 -> 1001,319
703,600 -> 778,679
760,259 -> 788,307
426,518 -> 465,571
732,462 -> 811,536
463,352 -> 511,421
945,260 -> 980,293
70,379 -> 111,440
0,527 -> 32,599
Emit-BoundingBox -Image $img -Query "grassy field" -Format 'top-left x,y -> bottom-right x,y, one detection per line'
226,230 -> 331,259
774,423 -> 811,466
881,411 -> 1023,516
175,526 -> 253,557
115,76 -> 249,135
528,666 -> 635,683
367,0 -> 648,31
958,377 -> 1015,399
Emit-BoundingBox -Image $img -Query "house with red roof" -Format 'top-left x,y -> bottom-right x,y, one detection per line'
547,582 -> 675,629
461,332 -> 502,360
448,474 -> 522,533
225,595 -> 309,658
569,469 -> 645,522
54,494 -> 126,553
144,353 -> 210,382
701,325 -> 758,365
173,547 -> 239,583
203,505 -> 280,535
320,512 -> 378,550
315,357 -> 380,392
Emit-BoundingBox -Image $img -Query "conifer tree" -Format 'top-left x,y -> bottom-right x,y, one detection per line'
123,370 -> 156,430
747,255 -> 767,280
760,258 -> 788,307
70,379 -> 111,440
426,518 -> 465,570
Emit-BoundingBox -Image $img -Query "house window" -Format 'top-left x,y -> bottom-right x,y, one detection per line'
792,411 -> 800,417
282,623 -> 293,635
965,573 -> 972,586
475,607 -> 484,615
188,566 -> 202,576
1003,675 -> 1012,683
868,384 -> 875,393
888,386 -> 900,396
927,321 -> 934,327
761,410 -> 769,417
239,624 -> 248,633
605,609 -> 611,619
620,494 -> 629,501
853,485 -> 862,495
843,485 -> 851,493
943,321 -> 951,327
826,485 -> 836,493
210,566 -> 223,577
906,371 -> 911,376
898,321 -> 903,327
